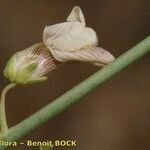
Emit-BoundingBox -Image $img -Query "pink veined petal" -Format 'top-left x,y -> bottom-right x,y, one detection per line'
50,47 -> 115,66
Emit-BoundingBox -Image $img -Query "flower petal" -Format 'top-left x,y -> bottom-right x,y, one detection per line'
66,6 -> 86,26
43,6 -> 98,52
43,22 -> 83,40
49,27 -> 98,52
43,22 -> 83,49
50,47 -> 115,66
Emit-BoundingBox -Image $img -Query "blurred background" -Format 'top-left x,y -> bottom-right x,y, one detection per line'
0,0 -> 150,149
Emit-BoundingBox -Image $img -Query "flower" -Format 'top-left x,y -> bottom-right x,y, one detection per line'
43,6 -> 115,66
4,43 -> 58,85
4,6 -> 115,85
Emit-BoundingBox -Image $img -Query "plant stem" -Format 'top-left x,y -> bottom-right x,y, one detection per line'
0,36 -> 150,149
0,83 -> 16,134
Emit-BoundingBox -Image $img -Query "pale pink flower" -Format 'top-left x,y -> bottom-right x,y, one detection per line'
43,6 -> 115,66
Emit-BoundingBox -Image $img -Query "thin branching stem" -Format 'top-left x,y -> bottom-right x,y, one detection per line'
0,83 -> 16,134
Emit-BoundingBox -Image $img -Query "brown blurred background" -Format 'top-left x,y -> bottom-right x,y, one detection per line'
0,0 -> 150,150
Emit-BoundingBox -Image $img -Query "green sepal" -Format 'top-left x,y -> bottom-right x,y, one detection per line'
25,62 -> 38,73
26,76 -> 48,85
3,53 -> 17,82
14,63 -> 38,85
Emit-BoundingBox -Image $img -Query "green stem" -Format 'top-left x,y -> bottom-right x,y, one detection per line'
0,36 -> 150,150
0,83 -> 16,134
